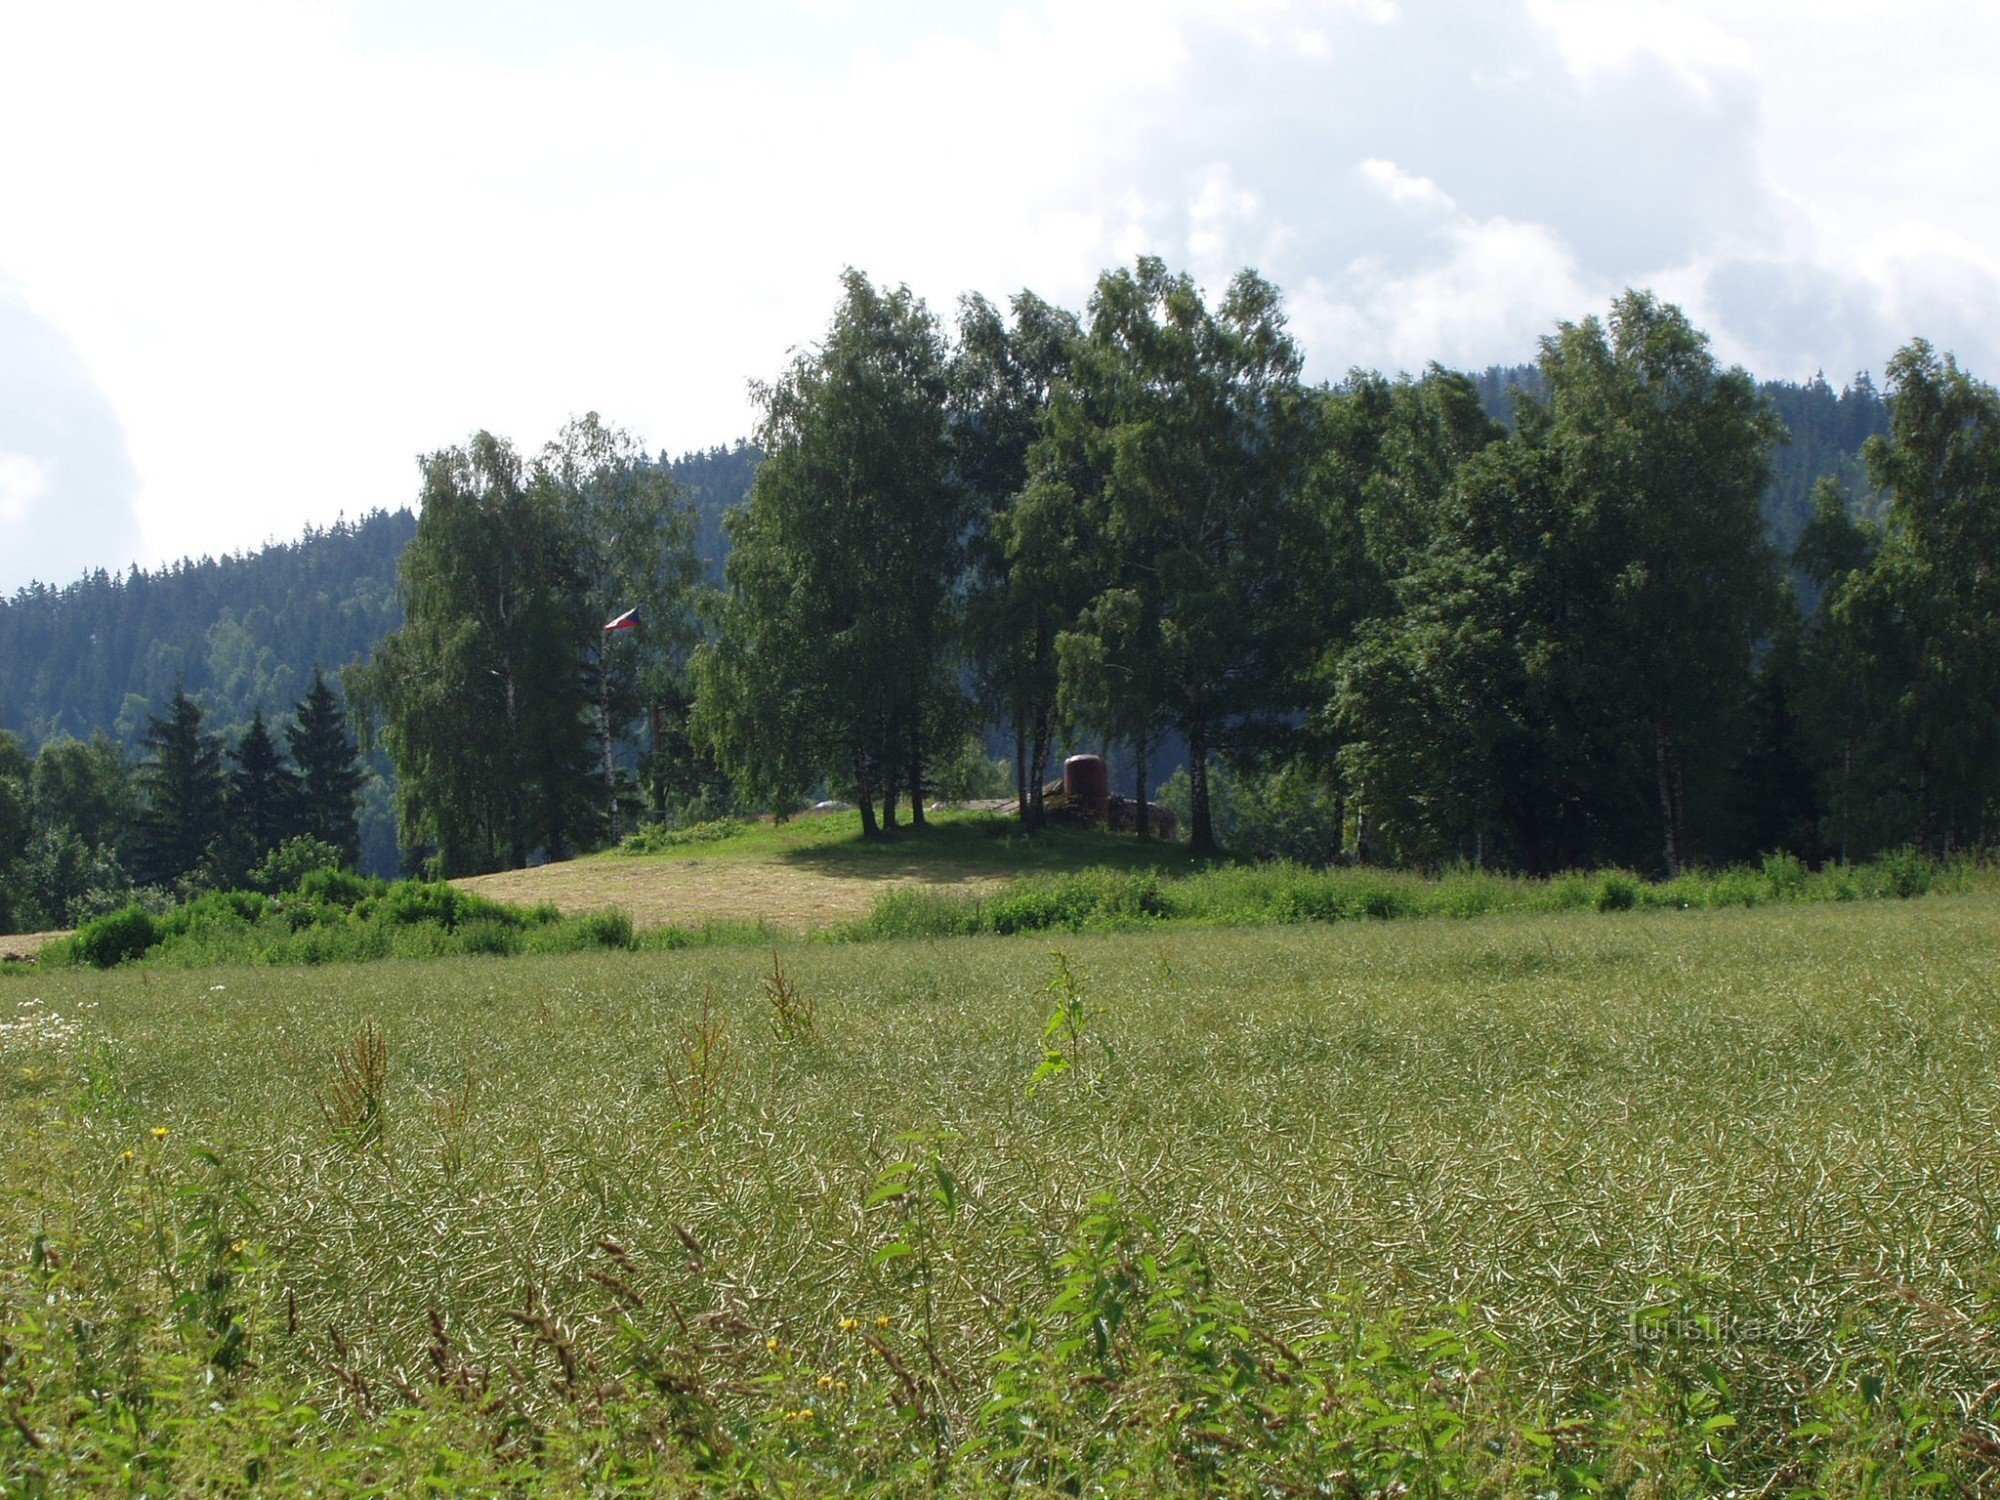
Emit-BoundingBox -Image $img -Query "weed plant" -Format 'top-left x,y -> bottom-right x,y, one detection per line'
4,898 -> 1999,1491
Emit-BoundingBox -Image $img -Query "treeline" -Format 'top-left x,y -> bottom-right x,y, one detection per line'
0,673 -> 366,933
0,270 -> 1965,918
357,260 -> 2000,877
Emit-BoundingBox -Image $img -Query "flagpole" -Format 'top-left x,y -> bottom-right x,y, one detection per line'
602,633 -> 618,842
601,609 -> 638,843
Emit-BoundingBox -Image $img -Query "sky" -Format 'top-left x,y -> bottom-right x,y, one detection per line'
1,0 -> 1997,593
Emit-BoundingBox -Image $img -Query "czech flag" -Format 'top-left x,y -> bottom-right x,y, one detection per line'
603,607 -> 640,633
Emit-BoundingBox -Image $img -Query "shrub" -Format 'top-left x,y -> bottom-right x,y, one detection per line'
297,866 -> 378,908
1595,871 -> 1640,912
571,908 -> 635,950
620,818 -> 745,854
374,881 -> 515,930
855,888 -> 987,940
251,836 -> 345,894
1274,880 -> 1345,923
985,879 -> 1095,935
1873,846 -> 1934,899
1759,850 -> 1810,897
453,919 -> 516,956
71,904 -> 162,968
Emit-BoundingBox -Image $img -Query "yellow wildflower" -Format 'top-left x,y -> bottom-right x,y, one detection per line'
151,1126 -> 169,1140
875,1315 -> 890,1328
839,1316 -> 859,1332
765,1337 -> 779,1353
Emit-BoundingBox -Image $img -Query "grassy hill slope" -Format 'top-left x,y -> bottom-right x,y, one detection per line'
453,808 -> 1205,931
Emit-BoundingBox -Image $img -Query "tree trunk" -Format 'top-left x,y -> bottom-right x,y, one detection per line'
1028,705 -> 1055,830
1332,783 -> 1347,864
648,703 -> 665,815
1134,731 -> 1150,841
1014,721 -> 1030,826
1672,733 -> 1691,870
907,736 -> 927,828
1654,716 -> 1680,878
881,754 -> 899,833
1188,715 -> 1215,854
503,667 -> 528,869
600,646 -> 618,843
1839,738 -> 1852,864
855,753 -> 880,839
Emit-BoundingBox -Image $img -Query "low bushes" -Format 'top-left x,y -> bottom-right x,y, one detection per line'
843,849 -> 1987,941
619,818 -> 746,854
70,904 -> 162,968
55,868 -> 636,970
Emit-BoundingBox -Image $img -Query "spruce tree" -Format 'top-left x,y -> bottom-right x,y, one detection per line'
134,687 -> 227,886
229,709 -> 302,868
286,670 -> 365,868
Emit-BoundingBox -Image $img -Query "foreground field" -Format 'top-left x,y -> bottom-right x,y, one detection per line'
5,898 -> 2000,1493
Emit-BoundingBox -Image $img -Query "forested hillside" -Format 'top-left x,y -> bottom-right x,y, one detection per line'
664,441 -> 763,579
0,509 -> 415,749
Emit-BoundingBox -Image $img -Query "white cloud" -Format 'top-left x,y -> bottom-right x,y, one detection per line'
0,453 -> 49,526
2,0 -> 1999,588
1525,0 -> 1754,97
1303,213 -> 1596,375
1359,158 -> 1457,213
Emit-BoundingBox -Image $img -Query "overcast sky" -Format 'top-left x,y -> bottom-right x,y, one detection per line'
2,0 -> 1996,592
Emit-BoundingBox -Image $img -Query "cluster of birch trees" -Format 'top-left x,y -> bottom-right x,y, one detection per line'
365,261 -> 2000,874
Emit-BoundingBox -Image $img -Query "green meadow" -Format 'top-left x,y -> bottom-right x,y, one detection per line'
6,892 -> 2000,1494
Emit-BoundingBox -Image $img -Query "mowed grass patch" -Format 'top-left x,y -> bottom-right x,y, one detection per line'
454,807 -> 1209,931
5,898 -> 2000,1492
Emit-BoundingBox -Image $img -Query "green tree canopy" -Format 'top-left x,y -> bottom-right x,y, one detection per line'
355,433 -> 597,875
1799,340 -> 2000,855
1337,292 -> 1778,872
693,271 -> 969,836
226,708 -> 302,874
1027,258 -> 1324,852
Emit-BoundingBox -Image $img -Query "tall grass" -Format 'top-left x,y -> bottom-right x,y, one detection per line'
843,848 -> 1989,940
5,899 -> 1998,1491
